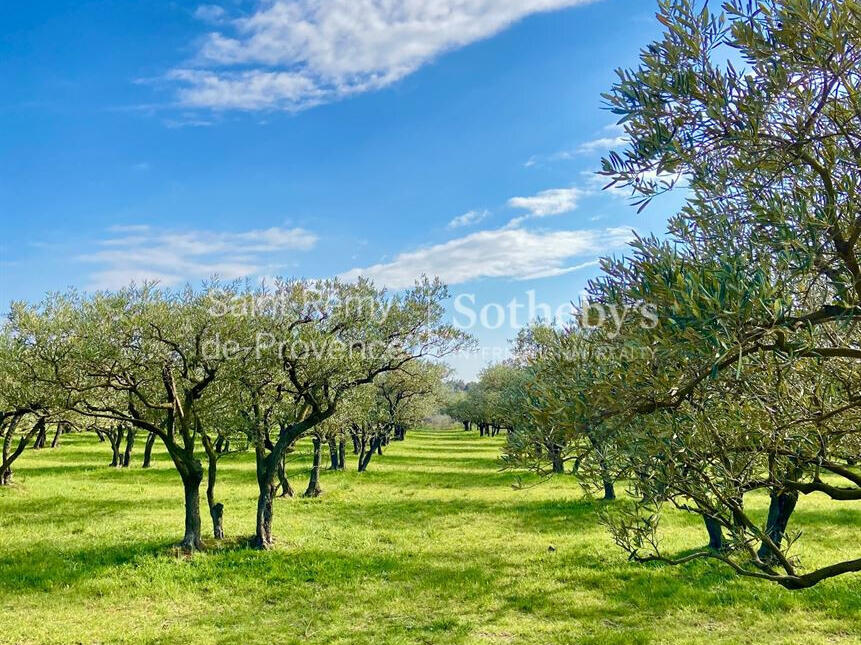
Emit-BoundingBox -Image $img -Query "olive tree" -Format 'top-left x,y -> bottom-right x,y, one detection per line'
501,325 -> 621,498
10,285 -> 246,550
231,277 -> 468,548
1,302 -> 79,485
350,361 -> 449,472
587,0 -> 861,588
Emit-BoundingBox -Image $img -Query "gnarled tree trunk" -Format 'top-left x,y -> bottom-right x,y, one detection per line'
142,432 -> 156,468
337,439 -> 346,470
252,416 -> 328,549
327,437 -> 339,470
50,423 -> 64,448
757,489 -> 798,562
180,469 -> 204,551
255,482 -> 276,549
277,454 -> 294,497
201,434 -> 224,540
1,416 -> 42,485
109,429 -> 123,467
121,428 -> 136,467
304,436 -> 322,497
161,437 -> 205,551
32,423 -> 48,450
587,432 -> 616,501
602,477 -> 616,501
704,515 -> 725,550
358,436 -> 380,472
549,444 -> 564,474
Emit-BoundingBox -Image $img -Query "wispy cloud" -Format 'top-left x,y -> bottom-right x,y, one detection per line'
523,150 -> 576,168
339,225 -> 633,289
194,4 -> 226,23
576,135 -> 627,154
505,187 -> 583,227
524,124 -> 627,167
79,225 -> 317,290
577,123 -> 627,153
447,209 -> 490,230
171,0 -> 597,111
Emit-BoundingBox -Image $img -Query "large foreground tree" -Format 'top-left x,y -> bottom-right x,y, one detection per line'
588,0 -> 861,588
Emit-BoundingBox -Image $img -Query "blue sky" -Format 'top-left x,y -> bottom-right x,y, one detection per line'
0,0 -> 680,379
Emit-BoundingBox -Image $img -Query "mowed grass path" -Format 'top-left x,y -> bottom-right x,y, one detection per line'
0,429 -> 859,644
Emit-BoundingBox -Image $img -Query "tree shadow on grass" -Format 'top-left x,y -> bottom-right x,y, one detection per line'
0,538 -> 178,592
0,494 -> 180,526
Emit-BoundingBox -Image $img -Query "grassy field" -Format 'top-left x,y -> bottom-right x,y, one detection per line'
0,429 -> 859,644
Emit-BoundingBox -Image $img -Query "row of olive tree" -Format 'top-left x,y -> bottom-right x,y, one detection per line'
469,0 -> 861,590
1,277 -> 468,550
586,0 -> 861,589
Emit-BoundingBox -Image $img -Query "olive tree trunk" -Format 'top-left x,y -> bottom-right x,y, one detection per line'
1,416 -> 40,485
50,423 -> 64,449
201,434 -> 224,540
121,428 -> 136,467
358,436 -> 381,472
304,437 -> 323,497
32,423 -> 48,450
277,454 -> 294,497
757,490 -> 798,561
327,437 -> 339,470
142,432 -> 156,468
704,515 -> 725,550
549,444 -> 564,474
109,430 -> 123,467
180,469 -> 204,551
337,439 -> 346,470
160,438 -> 205,551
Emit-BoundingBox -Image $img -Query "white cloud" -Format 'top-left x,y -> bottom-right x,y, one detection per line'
576,135 -> 627,154
447,209 -> 490,229
168,69 -> 324,111
339,226 -> 633,289
79,225 -> 317,290
506,187 -> 583,227
172,0 -> 597,111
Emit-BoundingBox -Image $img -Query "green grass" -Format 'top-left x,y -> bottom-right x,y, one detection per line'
0,429 -> 859,644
